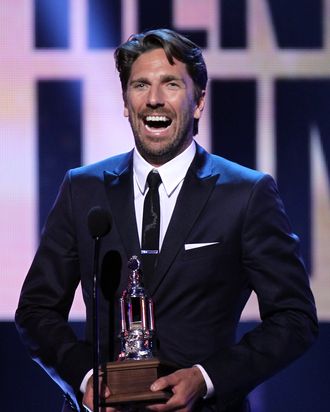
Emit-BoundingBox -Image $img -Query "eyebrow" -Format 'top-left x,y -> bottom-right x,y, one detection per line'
129,77 -> 150,85
129,75 -> 186,85
160,75 -> 185,84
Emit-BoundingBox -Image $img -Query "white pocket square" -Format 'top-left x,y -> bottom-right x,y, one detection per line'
184,242 -> 219,251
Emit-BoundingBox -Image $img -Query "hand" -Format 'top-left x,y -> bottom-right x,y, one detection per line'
147,367 -> 207,412
82,374 -> 118,412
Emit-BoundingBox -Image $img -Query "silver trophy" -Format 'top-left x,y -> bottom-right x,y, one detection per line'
104,256 -> 175,406
119,256 -> 155,360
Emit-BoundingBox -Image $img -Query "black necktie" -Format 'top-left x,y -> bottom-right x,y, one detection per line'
141,170 -> 162,285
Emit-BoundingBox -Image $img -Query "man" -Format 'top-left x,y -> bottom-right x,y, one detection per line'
16,29 -> 318,412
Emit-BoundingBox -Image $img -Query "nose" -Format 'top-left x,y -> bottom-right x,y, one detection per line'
146,84 -> 164,108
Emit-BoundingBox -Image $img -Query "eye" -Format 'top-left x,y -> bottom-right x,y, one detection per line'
133,82 -> 148,90
167,82 -> 180,89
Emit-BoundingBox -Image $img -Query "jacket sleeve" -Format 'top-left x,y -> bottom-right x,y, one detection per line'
201,174 -> 318,410
15,171 -> 92,411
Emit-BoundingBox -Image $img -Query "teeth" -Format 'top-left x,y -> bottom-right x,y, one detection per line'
145,115 -> 169,122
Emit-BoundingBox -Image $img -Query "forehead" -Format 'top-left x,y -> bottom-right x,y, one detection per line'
129,48 -> 191,81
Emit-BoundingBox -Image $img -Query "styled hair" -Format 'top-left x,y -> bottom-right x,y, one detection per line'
114,29 -> 208,135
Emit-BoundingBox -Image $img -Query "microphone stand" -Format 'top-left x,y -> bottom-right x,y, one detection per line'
88,206 -> 112,411
92,235 -> 101,412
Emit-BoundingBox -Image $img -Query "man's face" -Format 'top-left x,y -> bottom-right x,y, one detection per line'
124,48 -> 205,166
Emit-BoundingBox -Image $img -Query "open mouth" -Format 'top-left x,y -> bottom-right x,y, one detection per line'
143,115 -> 172,130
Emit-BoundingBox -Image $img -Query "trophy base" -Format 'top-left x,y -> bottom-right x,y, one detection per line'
102,358 -> 176,406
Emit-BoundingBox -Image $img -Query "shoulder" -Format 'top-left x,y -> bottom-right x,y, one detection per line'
195,144 -> 268,185
212,153 -> 264,183
67,151 -> 133,181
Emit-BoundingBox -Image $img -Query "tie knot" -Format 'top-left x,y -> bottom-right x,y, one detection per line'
147,170 -> 162,191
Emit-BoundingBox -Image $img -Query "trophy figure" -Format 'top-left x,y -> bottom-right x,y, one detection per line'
118,256 -> 154,361
104,256 -> 175,406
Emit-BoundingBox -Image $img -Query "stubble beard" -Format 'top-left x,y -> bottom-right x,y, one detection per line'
135,135 -> 190,166
131,113 -> 194,166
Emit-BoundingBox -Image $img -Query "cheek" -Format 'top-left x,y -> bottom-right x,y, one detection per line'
178,100 -> 197,121
133,98 -> 145,116
178,95 -> 196,112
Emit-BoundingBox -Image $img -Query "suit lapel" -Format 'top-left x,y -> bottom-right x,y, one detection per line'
103,151 -> 141,260
148,146 -> 220,295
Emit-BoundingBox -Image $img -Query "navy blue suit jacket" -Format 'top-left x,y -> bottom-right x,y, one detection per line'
16,144 -> 318,411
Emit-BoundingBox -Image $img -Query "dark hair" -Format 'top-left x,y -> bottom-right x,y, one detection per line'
114,29 -> 208,134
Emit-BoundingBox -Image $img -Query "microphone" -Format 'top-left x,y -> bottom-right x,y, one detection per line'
87,206 -> 112,411
88,206 -> 112,239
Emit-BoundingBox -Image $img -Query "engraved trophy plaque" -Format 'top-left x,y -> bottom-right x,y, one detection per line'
103,256 -> 175,406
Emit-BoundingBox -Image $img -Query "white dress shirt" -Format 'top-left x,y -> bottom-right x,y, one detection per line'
133,140 -> 196,249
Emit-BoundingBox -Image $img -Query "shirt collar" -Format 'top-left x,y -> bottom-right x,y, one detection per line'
133,141 -> 196,196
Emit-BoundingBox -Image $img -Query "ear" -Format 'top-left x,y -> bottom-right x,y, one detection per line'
194,91 -> 206,120
123,92 -> 129,117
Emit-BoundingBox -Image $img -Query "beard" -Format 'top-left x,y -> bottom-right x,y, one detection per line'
130,111 -> 194,166
134,134 -> 191,166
